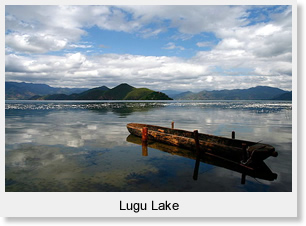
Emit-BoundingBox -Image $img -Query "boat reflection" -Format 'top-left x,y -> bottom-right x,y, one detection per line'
126,134 -> 277,184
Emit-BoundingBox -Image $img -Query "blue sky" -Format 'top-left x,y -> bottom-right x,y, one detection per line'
5,5 -> 292,91
79,26 -> 219,58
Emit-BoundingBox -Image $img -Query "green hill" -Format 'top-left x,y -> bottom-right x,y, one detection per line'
124,88 -> 154,100
140,91 -> 173,100
77,86 -> 110,100
28,83 -> 172,100
102,83 -> 135,100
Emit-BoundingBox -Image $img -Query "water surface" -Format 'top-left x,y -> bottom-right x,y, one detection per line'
5,100 -> 292,192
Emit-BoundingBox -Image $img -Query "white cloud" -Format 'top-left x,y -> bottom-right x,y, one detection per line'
255,24 -> 282,36
5,5 -> 292,91
68,44 -> 93,49
5,6 -> 91,53
5,33 -> 68,54
216,38 -> 244,49
5,5 -> 249,54
163,42 -> 185,51
140,28 -> 165,38
196,41 -> 214,47
5,52 -> 209,90
121,5 -> 248,34
5,48 -> 292,91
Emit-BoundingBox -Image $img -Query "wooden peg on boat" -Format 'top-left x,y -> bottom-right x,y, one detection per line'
232,131 -> 235,139
142,127 -> 148,156
142,127 -> 148,143
171,121 -> 174,129
194,130 -> 200,154
193,130 -> 201,180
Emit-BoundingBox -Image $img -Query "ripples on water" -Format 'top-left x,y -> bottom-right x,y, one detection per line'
5,100 -> 292,113
5,100 -> 292,192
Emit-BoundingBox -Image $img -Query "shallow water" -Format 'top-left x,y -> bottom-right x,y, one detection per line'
5,100 -> 292,192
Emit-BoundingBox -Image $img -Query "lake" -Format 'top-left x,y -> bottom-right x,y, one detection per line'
5,100 -> 292,192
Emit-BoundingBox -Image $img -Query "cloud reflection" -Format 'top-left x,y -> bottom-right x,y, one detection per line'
5,100 -> 292,192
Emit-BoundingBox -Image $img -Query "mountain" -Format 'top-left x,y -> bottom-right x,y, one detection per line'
160,90 -> 186,99
138,91 -> 172,100
29,83 -> 173,100
171,91 -> 194,99
102,83 -> 135,100
77,86 -> 110,100
124,88 -> 155,100
5,82 -> 88,100
174,86 -> 291,100
272,91 -> 292,100
6,82 -> 290,101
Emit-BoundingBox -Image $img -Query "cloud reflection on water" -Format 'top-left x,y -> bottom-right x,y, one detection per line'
5,100 -> 292,192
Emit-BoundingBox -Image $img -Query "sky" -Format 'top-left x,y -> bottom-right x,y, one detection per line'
5,5 -> 293,92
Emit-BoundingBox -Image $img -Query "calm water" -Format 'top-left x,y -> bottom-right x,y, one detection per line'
5,100 -> 292,192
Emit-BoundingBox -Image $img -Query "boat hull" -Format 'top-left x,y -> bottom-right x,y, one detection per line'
127,123 -> 277,163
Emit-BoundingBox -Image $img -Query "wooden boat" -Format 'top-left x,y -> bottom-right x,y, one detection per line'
126,134 -> 278,182
126,123 -> 278,164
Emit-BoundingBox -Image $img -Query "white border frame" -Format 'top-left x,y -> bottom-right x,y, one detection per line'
1,0 -> 298,218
